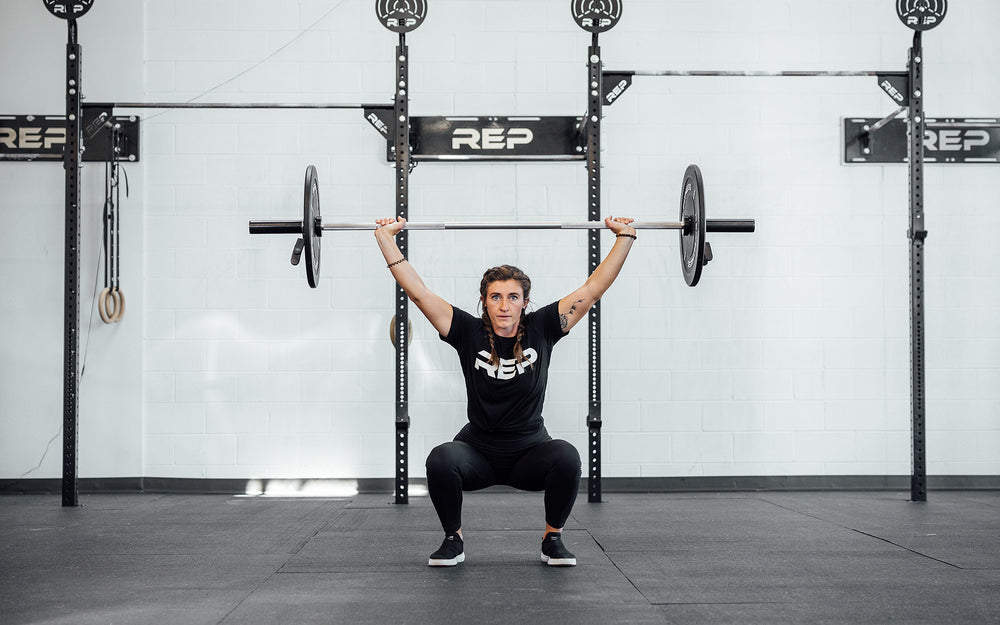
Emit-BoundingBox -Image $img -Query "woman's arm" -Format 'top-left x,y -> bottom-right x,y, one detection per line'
375,217 -> 454,337
557,216 -> 636,334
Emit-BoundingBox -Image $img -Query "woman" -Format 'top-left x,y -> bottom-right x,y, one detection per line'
374,216 -> 636,567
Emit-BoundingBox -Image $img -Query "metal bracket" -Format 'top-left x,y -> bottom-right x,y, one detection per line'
601,71 -> 633,106
363,105 -> 394,161
877,74 -> 910,107
395,416 -> 410,505
587,415 -> 602,503
370,115 -> 587,162
0,111 -> 140,162
845,117 -> 1000,164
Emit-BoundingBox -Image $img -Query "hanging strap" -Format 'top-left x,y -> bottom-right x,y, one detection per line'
98,124 -> 126,324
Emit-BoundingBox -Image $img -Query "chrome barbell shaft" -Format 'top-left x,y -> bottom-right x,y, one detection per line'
86,101 -> 377,110
248,219 -> 756,235
248,220 -> 685,234
323,221 -> 687,230
625,70 -> 907,77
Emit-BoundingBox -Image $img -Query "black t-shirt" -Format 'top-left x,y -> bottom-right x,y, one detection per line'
440,301 -> 566,454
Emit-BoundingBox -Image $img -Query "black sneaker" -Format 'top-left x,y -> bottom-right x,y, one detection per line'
428,534 -> 465,567
540,532 -> 576,567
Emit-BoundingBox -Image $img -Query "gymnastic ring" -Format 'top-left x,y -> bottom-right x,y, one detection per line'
99,287 -> 122,324
111,288 -> 125,323
389,314 -> 413,348
103,288 -> 119,322
104,288 -> 121,323
98,287 -> 114,324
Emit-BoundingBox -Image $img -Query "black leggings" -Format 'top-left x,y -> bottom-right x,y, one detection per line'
425,439 -> 582,534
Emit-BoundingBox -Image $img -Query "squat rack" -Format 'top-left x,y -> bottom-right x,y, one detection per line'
44,0 -> 949,506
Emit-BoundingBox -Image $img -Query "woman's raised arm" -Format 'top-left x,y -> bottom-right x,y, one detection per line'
557,216 -> 636,334
375,217 -> 454,337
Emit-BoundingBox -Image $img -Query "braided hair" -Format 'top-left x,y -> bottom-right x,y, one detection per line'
479,265 -> 532,369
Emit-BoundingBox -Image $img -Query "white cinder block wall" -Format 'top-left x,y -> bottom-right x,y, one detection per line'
2,0 -> 998,487
0,0 -> 145,481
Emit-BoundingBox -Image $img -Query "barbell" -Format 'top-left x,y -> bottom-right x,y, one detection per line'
248,164 -> 755,288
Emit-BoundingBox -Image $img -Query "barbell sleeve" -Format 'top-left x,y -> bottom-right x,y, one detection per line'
248,218 -> 754,233
705,219 -> 755,233
249,221 -> 303,235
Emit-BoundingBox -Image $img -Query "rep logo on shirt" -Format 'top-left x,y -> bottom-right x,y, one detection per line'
474,348 -> 538,380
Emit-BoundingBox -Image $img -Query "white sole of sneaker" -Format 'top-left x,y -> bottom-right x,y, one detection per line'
540,554 -> 577,567
428,552 -> 465,567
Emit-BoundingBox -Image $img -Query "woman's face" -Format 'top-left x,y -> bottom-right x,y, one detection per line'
482,279 -> 527,338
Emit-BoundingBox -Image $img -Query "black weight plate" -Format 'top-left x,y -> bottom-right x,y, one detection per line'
303,165 -> 322,288
375,0 -> 427,33
679,164 -> 706,287
896,0 -> 947,31
570,0 -> 622,33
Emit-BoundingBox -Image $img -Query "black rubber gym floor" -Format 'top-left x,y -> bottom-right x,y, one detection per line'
2,490 -> 998,624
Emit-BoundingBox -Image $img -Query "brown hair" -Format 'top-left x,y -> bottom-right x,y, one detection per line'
479,265 -> 532,368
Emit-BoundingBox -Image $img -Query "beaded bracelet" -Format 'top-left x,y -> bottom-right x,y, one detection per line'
387,258 -> 407,268
616,233 -> 637,240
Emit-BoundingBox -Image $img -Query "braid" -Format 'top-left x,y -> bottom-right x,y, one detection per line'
513,309 -> 530,367
481,309 -> 500,368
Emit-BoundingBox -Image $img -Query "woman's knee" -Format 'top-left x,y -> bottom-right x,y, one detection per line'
548,439 -> 582,477
425,441 -> 472,477
426,442 -> 456,473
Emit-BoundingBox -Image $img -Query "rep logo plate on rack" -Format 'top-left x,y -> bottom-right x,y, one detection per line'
571,0 -> 622,33
896,0 -> 947,31
42,0 -> 94,19
376,0 -> 427,33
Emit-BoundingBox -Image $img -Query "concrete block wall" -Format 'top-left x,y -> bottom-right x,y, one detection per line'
2,0 -> 997,487
0,0 -> 145,481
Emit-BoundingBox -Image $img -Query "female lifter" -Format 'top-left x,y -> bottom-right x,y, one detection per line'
374,216 -> 636,567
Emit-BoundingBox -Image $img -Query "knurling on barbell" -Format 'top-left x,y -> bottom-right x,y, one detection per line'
248,164 -> 755,288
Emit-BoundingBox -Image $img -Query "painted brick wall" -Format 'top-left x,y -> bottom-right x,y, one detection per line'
2,0 -> 997,486
0,0 -> 145,480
